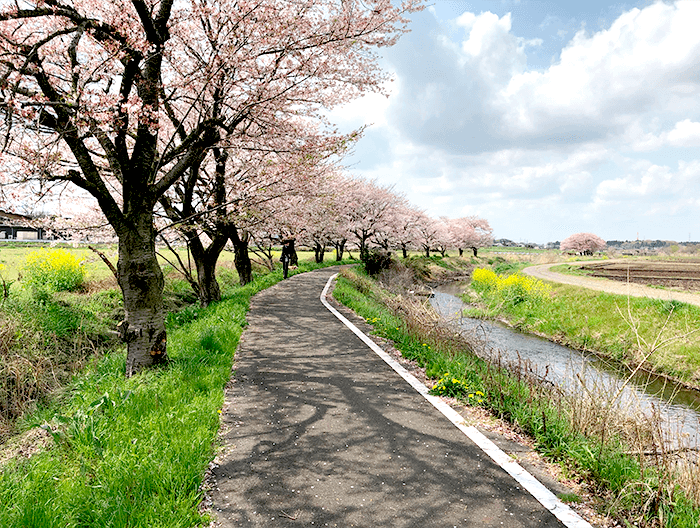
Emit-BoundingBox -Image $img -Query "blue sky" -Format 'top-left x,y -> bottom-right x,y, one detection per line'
329,0 -> 700,244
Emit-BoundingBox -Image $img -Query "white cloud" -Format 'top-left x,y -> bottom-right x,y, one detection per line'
383,1 -> 700,153
325,81 -> 395,130
666,119 -> 700,147
343,1 -> 700,242
455,12 -> 476,29
627,119 -> 700,150
499,1 -> 700,138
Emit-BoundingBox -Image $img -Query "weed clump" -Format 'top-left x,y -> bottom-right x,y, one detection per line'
22,248 -> 85,294
429,372 -> 483,401
362,248 -> 393,276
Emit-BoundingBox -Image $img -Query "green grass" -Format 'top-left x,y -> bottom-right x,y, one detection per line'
0,286 -> 126,439
549,263 -> 597,276
0,256 -> 357,527
333,268 -> 700,527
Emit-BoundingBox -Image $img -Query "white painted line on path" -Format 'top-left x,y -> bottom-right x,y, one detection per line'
320,273 -> 593,528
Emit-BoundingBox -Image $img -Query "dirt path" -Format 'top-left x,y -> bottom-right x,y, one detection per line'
523,261 -> 700,307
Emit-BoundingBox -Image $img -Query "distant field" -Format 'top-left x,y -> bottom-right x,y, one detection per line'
483,247 -> 548,253
578,260 -> 700,291
0,243 -> 322,283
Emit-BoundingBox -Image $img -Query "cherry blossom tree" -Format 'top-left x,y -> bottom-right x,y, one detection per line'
323,175 -> 355,261
247,192 -> 307,270
295,173 -> 345,263
391,204 -> 424,258
372,193 -> 411,254
0,1 -> 247,374
433,218 -> 453,257
159,120 -> 348,299
220,129 -> 354,282
341,177 -> 402,258
299,195 -> 333,263
448,216 -> 494,257
560,232 -> 606,255
0,0 -> 420,374
415,214 -> 441,257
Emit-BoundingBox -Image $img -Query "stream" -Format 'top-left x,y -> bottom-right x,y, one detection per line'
430,283 -> 700,448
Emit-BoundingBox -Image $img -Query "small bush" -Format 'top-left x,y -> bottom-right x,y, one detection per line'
493,261 -> 520,275
471,267 -> 551,307
362,249 -> 393,276
656,299 -> 686,315
22,248 -> 85,293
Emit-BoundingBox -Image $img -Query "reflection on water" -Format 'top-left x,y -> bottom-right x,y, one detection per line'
430,283 -> 700,447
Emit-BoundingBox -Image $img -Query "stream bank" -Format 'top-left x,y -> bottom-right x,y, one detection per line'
447,267 -> 700,393
430,284 -> 700,449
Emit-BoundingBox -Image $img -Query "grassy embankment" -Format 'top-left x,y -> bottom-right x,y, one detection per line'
333,260 -> 700,527
464,260 -> 700,388
0,244 -> 356,527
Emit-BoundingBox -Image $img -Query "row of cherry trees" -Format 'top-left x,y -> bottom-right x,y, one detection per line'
0,0 -> 493,378
152,167 -> 494,308
239,173 -> 495,266
0,0 -> 423,375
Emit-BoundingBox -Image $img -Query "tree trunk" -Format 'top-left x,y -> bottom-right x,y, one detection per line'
177,227 -> 228,306
191,153 -> 229,304
360,240 -> 368,260
335,239 -> 346,261
314,242 -> 325,263
194,249 -> 222,306
472,247 -> 478,257
459,248 -> 464,257
401,243 -> 408,259
424,246 -> 430,257
230,228 -> 252,285
117,222 -> 168,377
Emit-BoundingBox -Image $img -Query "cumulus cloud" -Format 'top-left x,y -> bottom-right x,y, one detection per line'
666,120 -> 700,147
383,1 -> 700,153
382,9 -> 527,153
340,1 -> 700,242
625,118 -> 700,151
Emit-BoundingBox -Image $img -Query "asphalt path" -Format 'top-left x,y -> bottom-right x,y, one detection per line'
209,267 -> 585,527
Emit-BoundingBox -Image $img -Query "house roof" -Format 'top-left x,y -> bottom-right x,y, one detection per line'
0,210 -> 35,226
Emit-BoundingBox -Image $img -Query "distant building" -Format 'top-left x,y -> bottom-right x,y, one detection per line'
0,210 -> 46,240
494,238 -> 516,247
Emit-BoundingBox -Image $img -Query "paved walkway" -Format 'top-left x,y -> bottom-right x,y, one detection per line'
524,262 -> 700,307
209,268 -> 586,527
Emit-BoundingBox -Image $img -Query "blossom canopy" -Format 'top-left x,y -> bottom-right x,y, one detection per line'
560,232 -> 606,254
